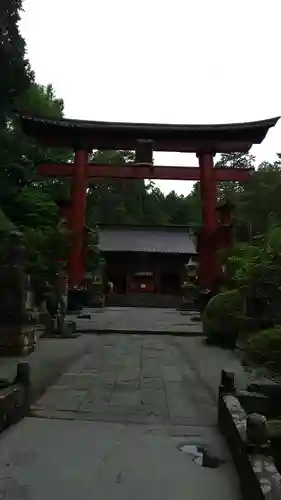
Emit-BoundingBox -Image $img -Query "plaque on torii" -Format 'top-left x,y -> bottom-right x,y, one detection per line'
20,115 -> 279,290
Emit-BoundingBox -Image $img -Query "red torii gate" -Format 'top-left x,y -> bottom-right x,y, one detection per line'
20,116 -> 279,290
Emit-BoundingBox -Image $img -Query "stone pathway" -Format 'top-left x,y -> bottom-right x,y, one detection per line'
68,307 -> 202,334
0,334 -> 244,499
33,335 -> 216,425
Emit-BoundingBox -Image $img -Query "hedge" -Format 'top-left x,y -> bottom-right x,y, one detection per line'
245,326 -> 281,372
203,289 -> 244,348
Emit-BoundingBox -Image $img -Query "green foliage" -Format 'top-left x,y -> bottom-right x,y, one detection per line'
0,208 -> 15,232
246,326 -> 281,371
87,151 -> 201,226
0,22 -> 71,299
23,222 -> 69,301
215,152 -> 255,202
241,160 -> 281,235
223,225 -> 281,331
0,0 -> 33,124
203,289 -> 244,347
0,4 -> 93,301
229,156 -> 281,239
84,228 -> 101,274
0,208 -> 16,262
221,243 -> 269,288
0,84 -> 70,214
19,83 -> 64,118
11,185 -> 59,228
215,152 -> 255,170
245,262 -> 281,329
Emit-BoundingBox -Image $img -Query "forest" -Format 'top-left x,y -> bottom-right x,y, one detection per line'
1,1 -> 281,298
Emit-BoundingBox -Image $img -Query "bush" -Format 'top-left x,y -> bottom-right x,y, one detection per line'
246,326 -> 281,371
203,289 -> 244,348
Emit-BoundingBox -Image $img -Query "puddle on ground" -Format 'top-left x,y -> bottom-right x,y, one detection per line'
178,444 -> 225,468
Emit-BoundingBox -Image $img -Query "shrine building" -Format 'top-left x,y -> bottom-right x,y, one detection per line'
98,225 -> 197,306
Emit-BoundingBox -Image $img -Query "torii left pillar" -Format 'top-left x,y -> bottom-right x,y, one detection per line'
68,149 -> 88,287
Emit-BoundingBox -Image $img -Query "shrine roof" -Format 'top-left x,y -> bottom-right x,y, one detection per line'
20,115 -> 279,153
98,226 -> 197,255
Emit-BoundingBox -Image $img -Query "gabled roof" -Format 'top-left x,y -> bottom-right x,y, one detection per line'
98,226 -> 197,254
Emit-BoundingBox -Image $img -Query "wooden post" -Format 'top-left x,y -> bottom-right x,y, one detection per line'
154,268 -> 161,294
197,152 -> 219,290
198,152 -> 217,236
68,149 -> 88,286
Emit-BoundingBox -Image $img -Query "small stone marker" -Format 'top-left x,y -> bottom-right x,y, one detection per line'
247,413 -> 268,446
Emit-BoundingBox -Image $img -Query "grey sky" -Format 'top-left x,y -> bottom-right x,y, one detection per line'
20,0 -> 281,195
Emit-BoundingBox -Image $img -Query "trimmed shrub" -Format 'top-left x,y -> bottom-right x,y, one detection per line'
203,289 -> 244,348
245,326 -> 281,371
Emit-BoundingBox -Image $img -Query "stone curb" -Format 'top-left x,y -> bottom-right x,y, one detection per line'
0,364 -> 31,435
76,329 -> 203,336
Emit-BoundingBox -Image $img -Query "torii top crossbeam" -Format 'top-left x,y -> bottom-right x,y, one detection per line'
20,115 -> 279,153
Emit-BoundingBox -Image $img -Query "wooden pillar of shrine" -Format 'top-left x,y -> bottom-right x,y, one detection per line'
197,152 -> 220,290
68,149 -> 88,287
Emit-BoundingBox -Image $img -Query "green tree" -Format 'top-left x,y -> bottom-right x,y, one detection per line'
0,84 -> 69,214
87,150 -> 164,225
235,157 -> 281,237
0,80 -> 72,298
0,0 -> 33,124
24,222 -> 69,301
215,152 -> 255,202
215,152 -> 255,170
223,225 -> 281,330
163,191 -> 193,225
141,183 -> 169,225
87,150 -> 206,227
184,182 -> 202,226
0,3 -> 73,299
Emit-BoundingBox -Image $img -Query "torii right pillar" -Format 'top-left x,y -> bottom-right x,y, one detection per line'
197,152 -> 221,291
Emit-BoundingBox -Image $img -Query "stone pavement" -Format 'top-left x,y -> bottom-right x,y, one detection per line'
0,334 -> 246,499
0,335 -> 91,402
33,335 -> 216,425
0,418 -> 240,500
69,306 -> 202,334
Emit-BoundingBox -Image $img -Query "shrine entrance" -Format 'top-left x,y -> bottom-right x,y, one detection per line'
20,116 -> 279,293
97,225 -> 195,307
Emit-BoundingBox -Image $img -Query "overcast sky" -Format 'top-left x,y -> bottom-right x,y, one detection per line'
20,0 -> 281,195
